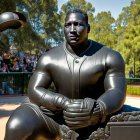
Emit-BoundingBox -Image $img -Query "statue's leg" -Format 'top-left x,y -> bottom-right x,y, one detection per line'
4,103 -> 60,140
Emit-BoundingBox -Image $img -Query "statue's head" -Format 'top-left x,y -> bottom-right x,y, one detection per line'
64,9 -> 90,46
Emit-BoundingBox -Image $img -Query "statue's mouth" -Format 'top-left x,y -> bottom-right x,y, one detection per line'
70,35 -> 78,40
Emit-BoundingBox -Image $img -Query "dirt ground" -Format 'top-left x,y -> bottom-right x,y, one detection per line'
0,104 -> 20,140
0,95 -> 140,140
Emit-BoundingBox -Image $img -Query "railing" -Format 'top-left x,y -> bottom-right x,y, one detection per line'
0,73 -> 140,95
126,78 -> 140,95
0,72 -> 32,95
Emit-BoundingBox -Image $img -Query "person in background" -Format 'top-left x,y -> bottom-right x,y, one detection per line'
26,61 -> 33,72
1,63 -> 9,72
129,68 -> 133,78
3,51 -> 11,65
18,51 -> 24,58
11,56 -> 17,67
19,61 -> 24,72
12,62 -> 19,72
23,56 -> 27,65
40,48 -> 46,55
0,55 -> 3,68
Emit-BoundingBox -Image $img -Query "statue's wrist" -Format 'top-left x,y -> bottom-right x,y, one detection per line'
53,95 -> 70,109
96,100 -> 107,123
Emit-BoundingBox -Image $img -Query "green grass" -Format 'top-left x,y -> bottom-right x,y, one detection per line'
127,85 -> 140,95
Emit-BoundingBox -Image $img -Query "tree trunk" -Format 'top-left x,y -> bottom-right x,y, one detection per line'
134,55 -> 135,78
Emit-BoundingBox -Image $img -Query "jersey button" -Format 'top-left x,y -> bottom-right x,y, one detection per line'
75,60 -> 79,63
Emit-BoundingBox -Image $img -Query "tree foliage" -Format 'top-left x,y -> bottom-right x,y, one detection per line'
0,33 -> 10,53
115,0 -> 140,77
89,11 -> 117,49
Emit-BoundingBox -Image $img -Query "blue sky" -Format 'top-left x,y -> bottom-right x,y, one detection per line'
58,0 -> 132,19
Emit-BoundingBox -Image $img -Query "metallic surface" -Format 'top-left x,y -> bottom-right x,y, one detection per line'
5,102 -> 60,140
5,10 -> 126,140
28,39 -> 126,118
0,12 -> 26,32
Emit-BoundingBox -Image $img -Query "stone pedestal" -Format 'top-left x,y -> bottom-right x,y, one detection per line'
88,111 -> 140,140
109,121 -> 140,140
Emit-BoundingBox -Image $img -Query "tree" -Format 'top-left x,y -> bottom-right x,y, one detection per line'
89,11 -> 117,49
115,0 -> 140,77
0,33 -> 10,54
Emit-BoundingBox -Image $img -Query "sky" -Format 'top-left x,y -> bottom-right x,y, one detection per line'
57,0 -> 132,19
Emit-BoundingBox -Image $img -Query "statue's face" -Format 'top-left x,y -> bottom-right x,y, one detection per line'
64,12 -> 88,46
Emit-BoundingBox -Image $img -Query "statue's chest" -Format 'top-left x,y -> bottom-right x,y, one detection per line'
51,54 -> 105,84
50,54 -> 105,98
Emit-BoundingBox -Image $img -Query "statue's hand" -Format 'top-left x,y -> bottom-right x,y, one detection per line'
63,100 -> 90,129
63,98 -> 101,130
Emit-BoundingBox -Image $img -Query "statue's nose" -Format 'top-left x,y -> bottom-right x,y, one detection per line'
70,24 -> 76,33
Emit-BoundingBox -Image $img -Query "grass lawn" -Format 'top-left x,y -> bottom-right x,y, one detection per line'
127,85 -> 140,95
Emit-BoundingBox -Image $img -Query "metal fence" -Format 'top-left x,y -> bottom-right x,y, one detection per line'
0,72 -> 32,95
126,78 -> 140,95
0,73 -> 140,95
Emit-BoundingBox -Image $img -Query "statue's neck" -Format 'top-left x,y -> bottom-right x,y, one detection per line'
66,40 -> 90,56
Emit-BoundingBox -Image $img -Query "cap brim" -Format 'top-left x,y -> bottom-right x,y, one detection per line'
0,12 -> 26,32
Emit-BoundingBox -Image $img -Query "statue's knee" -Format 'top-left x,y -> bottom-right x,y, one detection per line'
5,116 -> 29,140
5,104 -> 41,139
5,103 -> 60,140
6,117 -> 19,132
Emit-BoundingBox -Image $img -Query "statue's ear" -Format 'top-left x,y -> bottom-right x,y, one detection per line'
87,24 -> 90,33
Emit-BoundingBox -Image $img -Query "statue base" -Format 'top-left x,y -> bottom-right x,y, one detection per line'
88,111 -> 140,140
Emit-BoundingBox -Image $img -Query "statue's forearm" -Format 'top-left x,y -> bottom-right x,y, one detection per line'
42,88 -> 70,111
28,71 -> 70,111
97,88 -> 126,122
28,86 -> 70,111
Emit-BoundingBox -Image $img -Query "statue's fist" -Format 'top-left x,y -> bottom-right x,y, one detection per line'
63,98 -> 100,129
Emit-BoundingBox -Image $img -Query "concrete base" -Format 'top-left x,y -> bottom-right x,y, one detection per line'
88,111 -> 140,140
109,122 -> 140,140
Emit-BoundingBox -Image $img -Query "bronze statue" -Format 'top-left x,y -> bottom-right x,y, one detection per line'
4,9 -> 126,140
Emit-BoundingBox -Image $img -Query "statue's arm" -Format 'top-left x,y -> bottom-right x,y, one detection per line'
28,54 -> 70,111
97,50 -> 126,122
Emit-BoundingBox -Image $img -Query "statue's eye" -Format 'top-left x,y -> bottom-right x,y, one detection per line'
65,23 -> 71,28
78,23 -> 84,26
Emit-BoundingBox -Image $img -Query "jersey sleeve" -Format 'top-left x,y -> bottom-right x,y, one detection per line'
97,49 -> 126,119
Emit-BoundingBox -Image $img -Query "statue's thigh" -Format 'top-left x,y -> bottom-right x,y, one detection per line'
5,103 -> 60,140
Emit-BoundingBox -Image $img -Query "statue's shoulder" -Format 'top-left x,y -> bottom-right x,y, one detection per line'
36,43 -> 64,70
90,40 -> 125,70
37,42 -> 64,64
91,40 -> 121,57
102,46 -> 125,71
104,46 -> 124,63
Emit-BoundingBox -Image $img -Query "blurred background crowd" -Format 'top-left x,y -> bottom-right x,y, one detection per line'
0,48 -> 48,73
